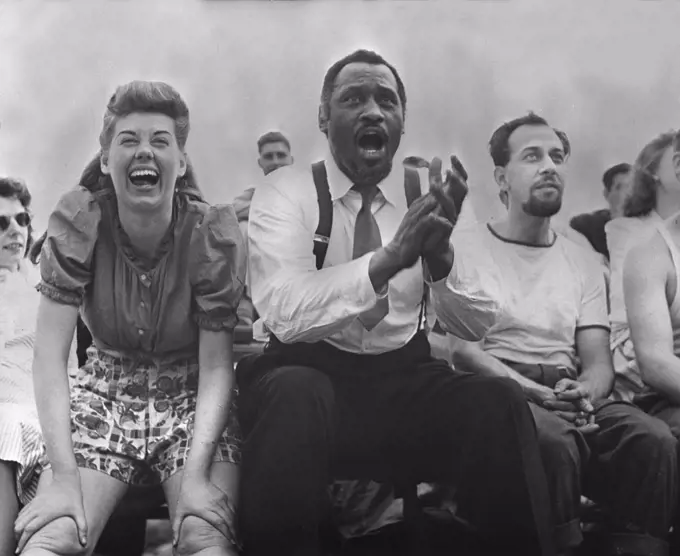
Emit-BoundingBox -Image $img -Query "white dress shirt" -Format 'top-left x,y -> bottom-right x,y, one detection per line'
247,152 -> 502,355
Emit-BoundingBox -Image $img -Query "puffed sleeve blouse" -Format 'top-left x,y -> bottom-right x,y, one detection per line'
37,186 -> 246,357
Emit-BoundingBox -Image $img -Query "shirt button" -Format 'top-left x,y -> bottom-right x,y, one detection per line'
138,329 -> 144,336
141,274 -> 147,281
140,302 -> 146,309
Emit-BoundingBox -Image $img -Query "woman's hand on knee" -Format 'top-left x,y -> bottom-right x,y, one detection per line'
14,472 -> 88,553
172,475 -> 236,549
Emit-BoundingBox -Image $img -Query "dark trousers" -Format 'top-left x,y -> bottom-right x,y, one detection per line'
530,402 -> 676,555
636,396 -> 680,556
236,333 -> 556,556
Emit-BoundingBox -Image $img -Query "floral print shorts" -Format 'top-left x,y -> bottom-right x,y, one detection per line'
68,347 -> 240,486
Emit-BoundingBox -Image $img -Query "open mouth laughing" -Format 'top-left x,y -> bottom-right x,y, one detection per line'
128,167 -> 160,188
356,128 -> 388,161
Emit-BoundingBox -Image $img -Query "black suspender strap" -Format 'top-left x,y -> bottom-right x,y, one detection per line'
311,161 -> 430,332
312,161 -> 333,271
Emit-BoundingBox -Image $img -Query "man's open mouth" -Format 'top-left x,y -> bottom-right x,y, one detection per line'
356,129 -> 387,160
128,168 -> 160,187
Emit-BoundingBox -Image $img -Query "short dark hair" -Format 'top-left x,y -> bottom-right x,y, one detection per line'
0,177 -> 33,257
319,49 -> 407,124
0,177 -> 31,208
488,112 -> 571,167
257,131 -> 291,154
602,162 -> 632,192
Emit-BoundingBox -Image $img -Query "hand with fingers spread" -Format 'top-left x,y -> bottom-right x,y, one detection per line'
421,156 -> 469,280
172,474 -> 237,549
14,472 -> 88,553
428,155 -> 469,229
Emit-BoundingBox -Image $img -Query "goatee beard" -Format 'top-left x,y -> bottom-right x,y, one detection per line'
522,197 -> 562,218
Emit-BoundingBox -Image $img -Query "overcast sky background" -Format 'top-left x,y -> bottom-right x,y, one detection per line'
1,0 -> 679,230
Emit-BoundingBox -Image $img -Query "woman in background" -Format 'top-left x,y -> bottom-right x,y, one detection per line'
0,177 -> 70,554
608,131 -> 680,401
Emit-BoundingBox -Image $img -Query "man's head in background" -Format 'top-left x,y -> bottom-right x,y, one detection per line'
602,162 -> 632,218
489,112 -> 570,220
257,131 -> 293,176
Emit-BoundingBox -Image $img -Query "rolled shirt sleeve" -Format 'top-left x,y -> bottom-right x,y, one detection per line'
190,204 -> 247,332
37,187 -> 101,306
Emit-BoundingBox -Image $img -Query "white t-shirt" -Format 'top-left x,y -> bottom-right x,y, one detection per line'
455,223 -> 610,374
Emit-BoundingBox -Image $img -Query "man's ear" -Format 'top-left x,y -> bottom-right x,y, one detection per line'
673,151 -> 680,181
318,104 -> 328,135
493,166 -> 506,188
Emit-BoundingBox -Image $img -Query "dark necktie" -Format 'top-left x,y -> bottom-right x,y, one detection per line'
353,187 -> 389,330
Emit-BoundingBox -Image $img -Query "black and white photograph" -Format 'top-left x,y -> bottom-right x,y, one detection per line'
2,1 -> 680,555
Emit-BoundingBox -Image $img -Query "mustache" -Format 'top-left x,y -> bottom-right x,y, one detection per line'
533,174 -> 563,188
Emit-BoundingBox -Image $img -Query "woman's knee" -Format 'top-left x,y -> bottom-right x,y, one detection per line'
176,515 -> 234,556
20,517 -> 89,556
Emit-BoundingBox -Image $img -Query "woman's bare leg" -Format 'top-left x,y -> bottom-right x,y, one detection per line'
20,467 -> 128,556
0,460 -> 19,555
163,462 -> 239,556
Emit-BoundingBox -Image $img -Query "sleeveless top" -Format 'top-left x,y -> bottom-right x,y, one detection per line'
655,223 -> 680,358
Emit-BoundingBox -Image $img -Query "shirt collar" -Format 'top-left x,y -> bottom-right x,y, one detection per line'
323,148 -> 408,209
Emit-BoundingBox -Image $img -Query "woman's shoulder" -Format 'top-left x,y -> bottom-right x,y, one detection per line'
48,186 -> 106,236
181,197 -> 239,238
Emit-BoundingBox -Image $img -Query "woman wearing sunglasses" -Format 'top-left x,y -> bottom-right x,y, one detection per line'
0,177 -> 64,554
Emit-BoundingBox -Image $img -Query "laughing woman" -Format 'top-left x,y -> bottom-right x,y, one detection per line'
14,81 -> 245,556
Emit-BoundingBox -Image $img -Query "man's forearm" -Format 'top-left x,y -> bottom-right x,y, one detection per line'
578,364 -> 614,401
368,246 -> 404,292
454,345 -> 539,396
256,254 -> 394,344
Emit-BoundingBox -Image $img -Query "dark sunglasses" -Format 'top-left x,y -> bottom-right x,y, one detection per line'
0,212 -> 31,232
